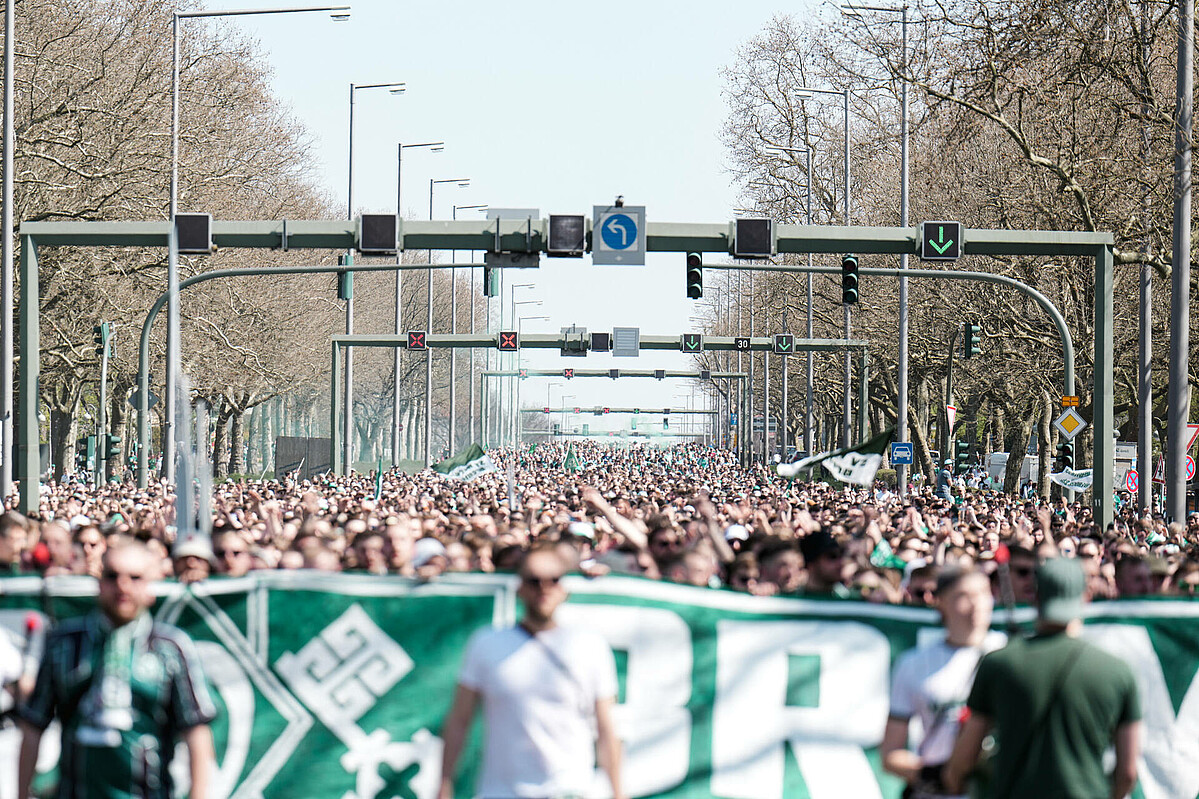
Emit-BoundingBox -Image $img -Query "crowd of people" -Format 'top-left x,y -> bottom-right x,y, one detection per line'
0,441 -> 1195,605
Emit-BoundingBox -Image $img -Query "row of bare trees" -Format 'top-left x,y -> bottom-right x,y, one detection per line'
706,1 -> 1195,491
9,0 -> 485,479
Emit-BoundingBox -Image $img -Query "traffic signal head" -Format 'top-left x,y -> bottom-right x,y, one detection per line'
964,321 -> 982,358
92,322 -> 109,357
686,252 -> 703,299
955,440 -> 971,472
104,434 -> 121,459
841,254 -> 859,304
483,265 -> 499,297
1061,441 -> 1074,469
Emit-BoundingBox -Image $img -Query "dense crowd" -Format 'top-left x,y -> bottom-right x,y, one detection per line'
0,441 -> 1195,604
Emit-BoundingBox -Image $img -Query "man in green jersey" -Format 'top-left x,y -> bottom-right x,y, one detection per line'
944,557 -> 1141,799
16,538 -> 216,799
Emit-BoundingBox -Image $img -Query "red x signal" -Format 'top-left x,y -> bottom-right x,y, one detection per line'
498,331 -> 519,351
543,407 -> 551,414
407,331 -> 426,350
564,368 -> 574,379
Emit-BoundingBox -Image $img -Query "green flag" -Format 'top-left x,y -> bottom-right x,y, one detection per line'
374,458 -> 384,501
777,427 -> 895,486
562,444 -> 582,473
433,444 -> 498,481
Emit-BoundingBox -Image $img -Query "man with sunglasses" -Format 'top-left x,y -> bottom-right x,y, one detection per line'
15,538 -> 216,799
438,545 -> 624,799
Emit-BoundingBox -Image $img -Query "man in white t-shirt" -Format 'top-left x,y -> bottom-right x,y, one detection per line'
1,624 -> 29,799
881,567 -> 998,799
438,545 -> 624,799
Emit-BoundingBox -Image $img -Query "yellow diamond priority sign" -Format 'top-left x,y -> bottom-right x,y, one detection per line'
1054,408 -> 1087,440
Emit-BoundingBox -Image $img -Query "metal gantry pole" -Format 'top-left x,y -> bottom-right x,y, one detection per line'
897,5 -> 911,495
1167,0 -> 1194,520
393,143 -> 404,465
1,0 -> 14,499
842,87 -> 853,450
1138,0 -> 1154,510
165,17 -> 181,482
343,83 -> 356,474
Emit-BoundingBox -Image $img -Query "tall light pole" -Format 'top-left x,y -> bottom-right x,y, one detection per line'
343,81 -> 405,473
167,3 -> 349,482
514,307 -> 545,447
796,85 -> 852,448
764,145 -> 812,458
506,283 -> 535,448
1,0 -> 13,498
1167,0 -> 1194,520
393,140 -> 443,465
838,0 -> 910,486
423,177 -> 469,464
457,204 -> 489,445
452,203 -> 487,453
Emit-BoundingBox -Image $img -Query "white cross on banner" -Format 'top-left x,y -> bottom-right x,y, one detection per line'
946,404 -> 957,432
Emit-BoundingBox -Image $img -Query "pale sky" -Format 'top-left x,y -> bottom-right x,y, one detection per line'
196,0 -> 823,435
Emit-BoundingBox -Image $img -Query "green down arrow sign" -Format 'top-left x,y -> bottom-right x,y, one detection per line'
920,221 -> 962,261
773,334 -> 794,355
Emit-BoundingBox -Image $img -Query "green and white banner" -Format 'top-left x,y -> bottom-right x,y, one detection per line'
432,444 -> 497,481
2,573 -> 1198,799
1050,467 -> 1094,491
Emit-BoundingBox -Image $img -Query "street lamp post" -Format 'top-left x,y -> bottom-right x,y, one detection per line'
344,80 -> 405,473
507,284 -> 535,448
517,314 -> 549,441
167,4 -> 349,483
393,141 -> 443,465
838,1 -> 910,487
764,145 -> 812,459
452,203 -> 487,453
796,85 -> 852,448
424,177 -> 469,464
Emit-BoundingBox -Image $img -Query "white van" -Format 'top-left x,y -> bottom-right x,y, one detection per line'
986,452 -> 1039,488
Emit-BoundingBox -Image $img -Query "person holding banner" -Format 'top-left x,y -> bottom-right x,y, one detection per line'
881,567 -> 997,799
438,544 -> 624,799
15,539 -> 217,799
943,557 -> 1141,799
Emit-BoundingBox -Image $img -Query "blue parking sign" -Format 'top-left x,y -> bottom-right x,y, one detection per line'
890,442 -> 914,465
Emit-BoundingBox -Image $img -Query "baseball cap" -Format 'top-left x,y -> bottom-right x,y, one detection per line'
1036,557 -> 1086,624
172,535 -> 215,564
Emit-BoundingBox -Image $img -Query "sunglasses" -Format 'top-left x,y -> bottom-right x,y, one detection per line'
101,570 -> 146,583
520,575 -> 563,589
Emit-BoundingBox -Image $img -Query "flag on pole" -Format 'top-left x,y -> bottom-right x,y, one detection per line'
562,444 -> 582,473
374,458 -> 384,501
1050,468 -> 1093,492
777,427 -> 895,486
433,444 -> 498,481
